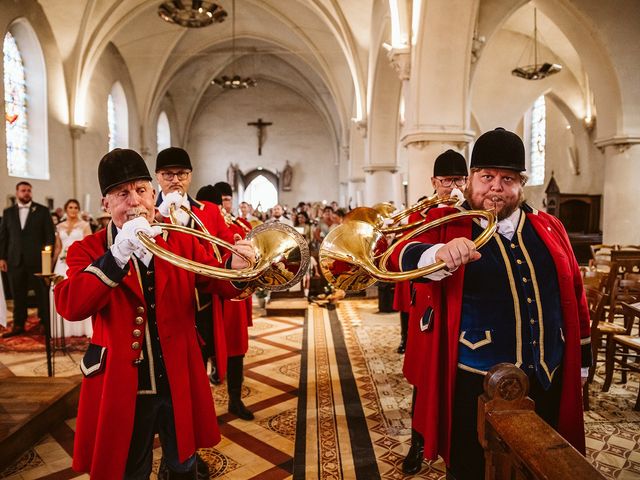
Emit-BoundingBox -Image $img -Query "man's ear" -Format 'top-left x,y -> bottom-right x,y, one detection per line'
430,177 -> 437,190
101,197 -> 109,213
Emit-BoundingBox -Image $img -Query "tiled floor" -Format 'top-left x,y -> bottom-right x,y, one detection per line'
1,300 -> 639,479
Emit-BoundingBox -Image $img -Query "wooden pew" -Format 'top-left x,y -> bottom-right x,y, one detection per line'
477,363 -> 605,480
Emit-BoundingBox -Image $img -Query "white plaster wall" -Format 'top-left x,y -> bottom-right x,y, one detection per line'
187,80 -> 339,206
75,43 -> 141,215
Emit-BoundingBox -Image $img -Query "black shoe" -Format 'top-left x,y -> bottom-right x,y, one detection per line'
196,454 -> 210,480
396,337 -> 407,354
402,439 -> 425,474
228,398 -> 254,420
2,326 -> 25,338
209,370 -> 221,385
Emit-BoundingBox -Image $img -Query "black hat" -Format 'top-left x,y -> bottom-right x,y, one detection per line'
471,128 -> 525,172
155,147 -> 192,172
98,149 -> 152,196
433,149 -> 468,177
196,185 -> 222,205
213,181 -> 233,197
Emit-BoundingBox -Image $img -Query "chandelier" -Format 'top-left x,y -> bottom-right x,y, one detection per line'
158,1 -> 227,28
511,8 -> 562,80
212,0 -> 257,89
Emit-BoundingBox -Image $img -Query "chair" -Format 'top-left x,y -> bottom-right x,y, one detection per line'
583,286 -> 607,410
603,251 -> 640,324
602,302 -> 640,410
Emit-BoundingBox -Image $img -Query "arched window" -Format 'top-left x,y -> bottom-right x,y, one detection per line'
529,95 -> 546,186
4,32 -> 28,177
3,21 -> 48,179
244,174 -> 278,210
107,82 -> 128,150
157,111 -> 171,152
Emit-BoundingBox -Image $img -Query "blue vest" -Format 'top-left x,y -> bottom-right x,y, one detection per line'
458,212 -> 564,389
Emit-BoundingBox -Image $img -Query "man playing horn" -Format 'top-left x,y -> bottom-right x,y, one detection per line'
55,149 -> 254,480
388,128 -> 591,479
399,149 -> 468,475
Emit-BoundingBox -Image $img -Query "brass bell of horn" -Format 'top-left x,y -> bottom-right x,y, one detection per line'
319,209 -> 497,292
137,206 -> 310,298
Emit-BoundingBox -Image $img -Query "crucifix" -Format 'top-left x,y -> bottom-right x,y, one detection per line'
247,118 -> 273,155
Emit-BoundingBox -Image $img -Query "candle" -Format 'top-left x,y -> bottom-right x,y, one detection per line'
42,246 -> 52,275
84,193 -> 91,213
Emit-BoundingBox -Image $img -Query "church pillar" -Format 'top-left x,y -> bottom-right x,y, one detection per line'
69,124 -> 86,198
595,138 -> 640,244
399,0 -> 478,205
363,165 -> 400,206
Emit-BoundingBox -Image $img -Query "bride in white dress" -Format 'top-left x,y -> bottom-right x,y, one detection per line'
52,199 -> 93,338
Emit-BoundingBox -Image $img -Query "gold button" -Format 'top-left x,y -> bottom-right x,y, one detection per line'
510,243 -> 516,249
146,270 -> 153,276
135,316 -> 144,325
523,278 -> 528,283
133,329 -> 142,338
147,286 -> 154,292
516,259 -> 523,265
136,306 -> 145,314
532,340 -> 537,346
527,298 -> 533,304
530,319 -> 535,324
131,342 -> 140,350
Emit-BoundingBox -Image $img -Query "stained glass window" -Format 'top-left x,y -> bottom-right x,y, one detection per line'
530,95 -> 546,186
107,93 -> 116,151
157,111 -> 171,152
4,32 -> 28,177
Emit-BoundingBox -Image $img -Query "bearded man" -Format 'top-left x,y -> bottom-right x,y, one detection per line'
388,128 -> 591,480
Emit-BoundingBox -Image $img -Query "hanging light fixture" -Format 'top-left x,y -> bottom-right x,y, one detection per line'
212,0 -> 257,89
158,1 -> 227,28
511,8 -> 562,80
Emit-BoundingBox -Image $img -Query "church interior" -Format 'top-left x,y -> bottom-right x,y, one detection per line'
0,0 -> 639,478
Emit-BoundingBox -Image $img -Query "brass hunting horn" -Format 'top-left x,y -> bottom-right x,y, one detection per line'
319,205 -> 497,292
138,205 -> 310,298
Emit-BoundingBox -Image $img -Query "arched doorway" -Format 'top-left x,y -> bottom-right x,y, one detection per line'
243,170 -> 279,212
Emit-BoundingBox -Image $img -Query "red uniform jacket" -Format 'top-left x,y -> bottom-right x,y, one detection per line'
220,217 -> 253,357
187,199 -> 235,377
389,206 -> 590,464
55,224 -> 240,479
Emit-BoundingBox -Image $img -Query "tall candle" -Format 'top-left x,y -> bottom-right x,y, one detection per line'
42,246 -> 52,275
84,193 -> 91,214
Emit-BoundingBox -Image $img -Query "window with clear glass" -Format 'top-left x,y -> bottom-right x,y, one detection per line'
107,82 -> 128,150
530,95 -> 546,186
157,111 -> 171,152
244,175 -> 278,210
4,32 -> 28,177
107,93 -> 116,151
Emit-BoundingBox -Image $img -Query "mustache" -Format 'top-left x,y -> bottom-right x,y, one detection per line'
125,208 -> 149,219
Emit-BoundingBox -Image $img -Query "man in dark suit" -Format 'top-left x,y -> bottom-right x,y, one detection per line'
0,181 -> 56,337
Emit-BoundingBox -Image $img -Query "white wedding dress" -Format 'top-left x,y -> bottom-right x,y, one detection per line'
51,221 -> 93,338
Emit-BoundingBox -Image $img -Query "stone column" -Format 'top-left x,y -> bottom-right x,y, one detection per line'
595,136 -> 640,244
69,124 -> 87,198
363,165 -> 400,206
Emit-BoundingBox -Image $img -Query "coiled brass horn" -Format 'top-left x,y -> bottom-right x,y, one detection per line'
138,206 -> 310,299
319,208 -> 497,292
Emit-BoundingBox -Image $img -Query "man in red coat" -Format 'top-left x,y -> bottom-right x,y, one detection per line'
154,147 -> 235,383
212,181 -> 255,420
400,149 -> 468,475
389,129 -> 591,479
55,149 -> 254,479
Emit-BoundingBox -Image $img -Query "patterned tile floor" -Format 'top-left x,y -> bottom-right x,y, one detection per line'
1,300 -> 639,479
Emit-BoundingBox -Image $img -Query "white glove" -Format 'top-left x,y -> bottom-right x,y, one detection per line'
158,192 -> 190,226
450,188 -> 465,203
110,217 -> 162,267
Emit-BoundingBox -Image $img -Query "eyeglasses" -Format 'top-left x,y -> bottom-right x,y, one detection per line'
435,176 -> 467,187
160,171 -> 190,181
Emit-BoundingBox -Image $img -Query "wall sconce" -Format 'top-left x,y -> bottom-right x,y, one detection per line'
583,116 -> 596,133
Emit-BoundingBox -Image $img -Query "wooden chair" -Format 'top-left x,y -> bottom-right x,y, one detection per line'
583,286 -> 609,410
603,251 -> 640,324
582,269 -> 608,291
602,302 -> 640,410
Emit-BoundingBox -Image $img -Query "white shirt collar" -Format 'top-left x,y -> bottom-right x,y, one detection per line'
479,208 -> 522,241
17,201 -> 32,209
